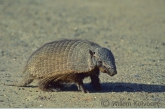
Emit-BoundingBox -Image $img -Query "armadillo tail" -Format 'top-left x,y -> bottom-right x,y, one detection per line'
4,78 -> 33,87
16,78 -> 34,87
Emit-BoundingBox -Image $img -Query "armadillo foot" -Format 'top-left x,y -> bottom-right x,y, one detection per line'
49,88 -> 61,92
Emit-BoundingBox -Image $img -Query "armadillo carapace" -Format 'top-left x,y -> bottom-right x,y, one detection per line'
17,39 -> 117,93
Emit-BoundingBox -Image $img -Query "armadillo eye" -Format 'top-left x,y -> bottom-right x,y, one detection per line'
97,61 -> 102,67
98,61 -> 102,64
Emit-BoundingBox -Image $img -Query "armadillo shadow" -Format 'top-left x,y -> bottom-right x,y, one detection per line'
18,82 -> 165,93
67,82 -> 165,93
91,82 -> 165,93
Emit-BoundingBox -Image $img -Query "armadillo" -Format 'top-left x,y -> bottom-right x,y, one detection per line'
16,39 -> 117,93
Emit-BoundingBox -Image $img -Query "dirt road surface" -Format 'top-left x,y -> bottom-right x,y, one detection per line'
0,0 -> 165,108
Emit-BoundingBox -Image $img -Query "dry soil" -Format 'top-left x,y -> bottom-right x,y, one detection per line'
0,0 -> 165,108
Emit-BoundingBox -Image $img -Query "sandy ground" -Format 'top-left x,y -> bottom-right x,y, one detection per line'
0,0 -> 165,108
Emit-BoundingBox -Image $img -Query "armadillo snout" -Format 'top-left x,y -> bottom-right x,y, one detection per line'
106,68 -> 117,76
109,70 -> 117,76
99,67 -> 117,76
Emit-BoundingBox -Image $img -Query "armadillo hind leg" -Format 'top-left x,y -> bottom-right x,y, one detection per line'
38,79 -> 52,91
38,76 -> 63,92
49,81 -> 64,91
90,68 -> 101,91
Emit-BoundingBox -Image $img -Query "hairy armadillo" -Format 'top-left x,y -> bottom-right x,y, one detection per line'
17,39 -> 117,93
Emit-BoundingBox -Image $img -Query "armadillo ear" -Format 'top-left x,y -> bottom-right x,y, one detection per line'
89,50 -> 95,56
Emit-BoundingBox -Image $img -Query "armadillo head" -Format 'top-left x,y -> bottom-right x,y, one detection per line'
89,47 -> 117,76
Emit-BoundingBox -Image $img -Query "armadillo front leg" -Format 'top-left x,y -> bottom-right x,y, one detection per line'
90,75 -> 101,91
90,68 -> 101,91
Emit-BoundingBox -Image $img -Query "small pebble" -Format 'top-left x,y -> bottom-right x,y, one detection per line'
0,100 -> 4,102
162,42 -> 165,46
134,74 -> 140,78
139,64 -> 144,66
